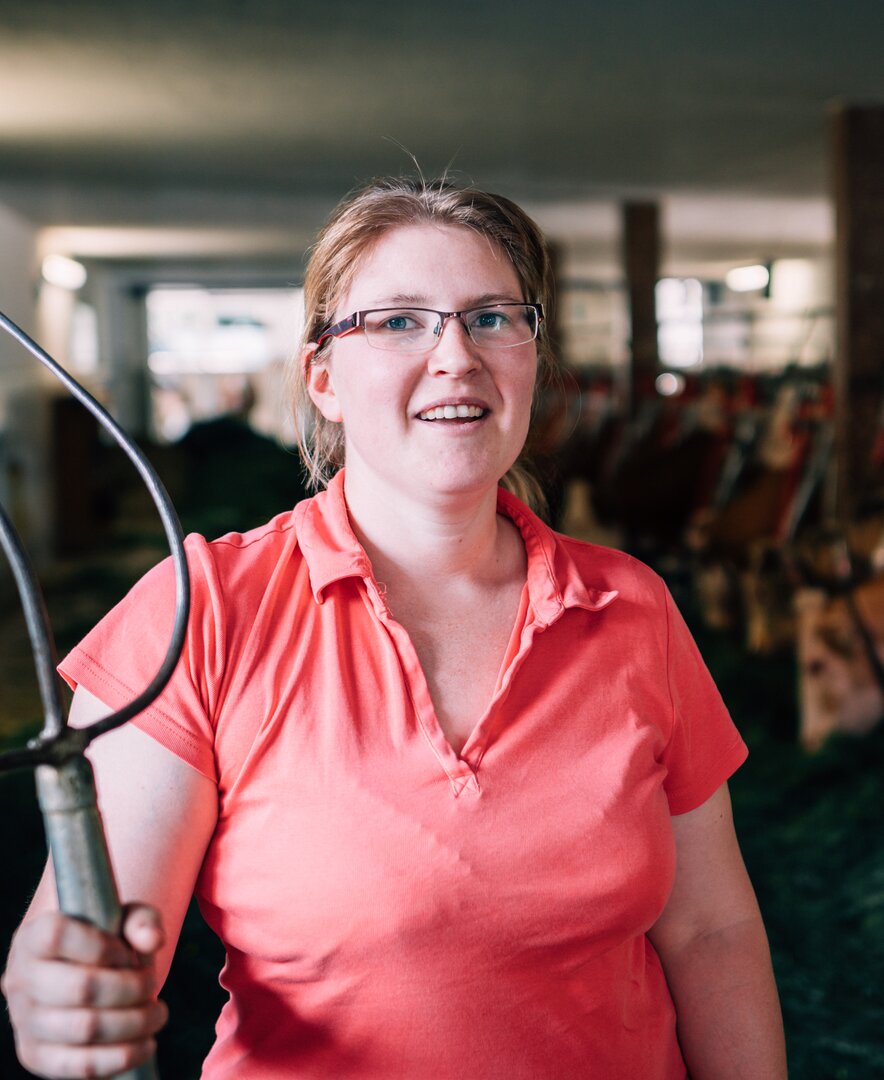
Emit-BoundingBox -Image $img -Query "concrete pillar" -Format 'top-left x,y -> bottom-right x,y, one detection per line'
0,201 -> 50,564
621,202 -> 661,416
91,270 -> 151,437
831,104 -> 884,520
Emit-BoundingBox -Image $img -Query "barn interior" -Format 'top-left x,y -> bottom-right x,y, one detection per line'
1,2 -> 883,1075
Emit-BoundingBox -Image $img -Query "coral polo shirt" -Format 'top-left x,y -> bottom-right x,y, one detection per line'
61,471 -> 747,1079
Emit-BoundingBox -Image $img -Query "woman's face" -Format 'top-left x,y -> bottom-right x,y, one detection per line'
306,224 -> 538,507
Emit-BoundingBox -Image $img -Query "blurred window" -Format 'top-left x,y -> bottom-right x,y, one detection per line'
656,277 -> 704,369
145,287 -> 304,443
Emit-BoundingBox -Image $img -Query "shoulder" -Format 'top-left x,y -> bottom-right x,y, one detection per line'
137,508 -> 303,581
192,506 -> 302,582
124,505 -> 309,640
498,486 -> 669,622
554,533 -> 666,607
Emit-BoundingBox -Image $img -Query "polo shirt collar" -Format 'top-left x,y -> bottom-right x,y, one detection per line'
295,470 -> 618,619
495,486 -> 619,624
294,471 -> 373,602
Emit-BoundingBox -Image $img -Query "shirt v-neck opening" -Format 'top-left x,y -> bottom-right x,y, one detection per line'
366,576 -> 534,796
300,473 -> 618,797
438,578 -> 532,763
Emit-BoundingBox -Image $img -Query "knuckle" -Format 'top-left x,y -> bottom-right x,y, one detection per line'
76,1008 -> 103,1044
153,998 -> 170,1031
0,965 -> 16,999
79,1057 -> 103,1079
132,1037 -> 156,1065
7,984 -> 37,1027
97,935 -> 128,968
73,969 -> 99,1007
39,912 -> 69,955
25,1006 -> 54,1044
119,970 -> 141,1004
81,1056 -> 102,1079
23,1048 -> 44,1075
12,1034 -> 35,1069
141,1001 -> 166,1037
33,1044 -> 70,1079
118,1044 -> 140,1070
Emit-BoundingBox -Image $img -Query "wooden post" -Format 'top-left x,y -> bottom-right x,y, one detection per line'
831,104 -> 884,520
622,202 -> 661,416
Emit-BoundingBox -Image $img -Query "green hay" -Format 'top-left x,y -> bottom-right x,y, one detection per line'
692,614 -> 884,1078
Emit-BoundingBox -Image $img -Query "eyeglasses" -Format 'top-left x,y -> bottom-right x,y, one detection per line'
315,303 -> 544,353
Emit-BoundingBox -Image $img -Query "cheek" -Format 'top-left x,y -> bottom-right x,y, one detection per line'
337,368 -> 404,421
519,357 -> 541,417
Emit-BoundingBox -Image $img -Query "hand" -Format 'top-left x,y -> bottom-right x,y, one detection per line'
2,905 -> 168,1079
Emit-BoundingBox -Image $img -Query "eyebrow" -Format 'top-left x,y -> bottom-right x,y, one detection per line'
366,292 -> 524,309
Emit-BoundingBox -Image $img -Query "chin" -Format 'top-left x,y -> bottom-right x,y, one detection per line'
422,464 -> 512,500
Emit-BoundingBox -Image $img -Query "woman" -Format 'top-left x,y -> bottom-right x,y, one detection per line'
3,177 -> 787,1078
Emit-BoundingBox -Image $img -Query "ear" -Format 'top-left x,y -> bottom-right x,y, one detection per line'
303,343 -> 343,423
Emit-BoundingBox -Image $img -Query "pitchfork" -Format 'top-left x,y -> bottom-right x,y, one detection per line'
0,311 -> 191,1080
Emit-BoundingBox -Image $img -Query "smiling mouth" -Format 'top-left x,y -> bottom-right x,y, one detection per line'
417,404 -> 488,422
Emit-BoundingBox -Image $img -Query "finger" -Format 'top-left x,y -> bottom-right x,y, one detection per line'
121,904 -> 165,958
21,958 -> 155,1009
29,999 -> 168,1046
15,913 -> 132,968
23,1037 -> 156,1080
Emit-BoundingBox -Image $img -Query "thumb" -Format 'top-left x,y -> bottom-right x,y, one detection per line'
121,903 -> 165,959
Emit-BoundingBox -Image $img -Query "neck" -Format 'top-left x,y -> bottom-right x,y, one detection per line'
342,471 -> 517,589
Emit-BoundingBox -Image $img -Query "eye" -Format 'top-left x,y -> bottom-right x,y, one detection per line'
365,309 -> 429,334
470,308 -> 513,330
383,314 -> 417,331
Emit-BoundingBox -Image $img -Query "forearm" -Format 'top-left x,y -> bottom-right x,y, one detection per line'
659,914 -> 787,1080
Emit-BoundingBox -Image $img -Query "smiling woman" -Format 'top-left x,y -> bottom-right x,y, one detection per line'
2,176 -> 786,1080
292,177 -> 557,506
302,223 -> 540,518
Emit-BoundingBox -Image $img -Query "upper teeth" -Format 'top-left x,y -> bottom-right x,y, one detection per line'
418,404 -> 485,421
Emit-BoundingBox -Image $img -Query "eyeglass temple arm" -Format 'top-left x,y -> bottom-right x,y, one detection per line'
316,312 -> 361,345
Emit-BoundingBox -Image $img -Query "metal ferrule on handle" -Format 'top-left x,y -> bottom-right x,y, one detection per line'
36,759 -> 159,1080
36,759 -> 124,931
34,756 -> 160,1080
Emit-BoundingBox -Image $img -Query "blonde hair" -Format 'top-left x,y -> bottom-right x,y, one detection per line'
292,175 -> 557,513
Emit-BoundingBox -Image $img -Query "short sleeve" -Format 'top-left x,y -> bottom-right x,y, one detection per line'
659,586 -> 748,814
59,536 -> 224,784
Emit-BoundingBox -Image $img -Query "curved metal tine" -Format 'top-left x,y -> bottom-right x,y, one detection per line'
0,313 -> 179,1080
0,498 -> 160,1079
0,310 -> 190,754
0,501 -> 69,770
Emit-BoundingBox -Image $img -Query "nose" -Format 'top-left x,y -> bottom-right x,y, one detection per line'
427,315 -> 481,376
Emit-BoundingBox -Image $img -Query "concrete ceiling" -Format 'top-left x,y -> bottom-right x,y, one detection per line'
0,0 -> 882,264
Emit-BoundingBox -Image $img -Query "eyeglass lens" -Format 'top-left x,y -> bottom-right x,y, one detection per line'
363,306 -> 538,351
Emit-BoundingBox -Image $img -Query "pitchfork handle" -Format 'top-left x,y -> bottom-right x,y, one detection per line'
36,757 -> 159,1080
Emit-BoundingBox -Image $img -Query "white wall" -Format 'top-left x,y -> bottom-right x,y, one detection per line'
0,201 -> 50,562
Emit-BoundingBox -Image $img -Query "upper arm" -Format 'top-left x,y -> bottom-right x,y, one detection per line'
648,783 -> 762,960
29,685 -> 218,986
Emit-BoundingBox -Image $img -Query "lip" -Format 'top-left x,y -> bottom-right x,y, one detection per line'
413,396 -> 491,418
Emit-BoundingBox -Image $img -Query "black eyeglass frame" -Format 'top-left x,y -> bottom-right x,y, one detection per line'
315,302 -> 545,351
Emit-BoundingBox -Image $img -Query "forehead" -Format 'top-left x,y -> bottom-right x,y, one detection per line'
338,223 -> 523,311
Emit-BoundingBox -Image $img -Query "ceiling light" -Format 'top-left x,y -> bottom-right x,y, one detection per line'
41,254 -> 88,290
725,264 -> 770,293
656,372 -> 685,397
